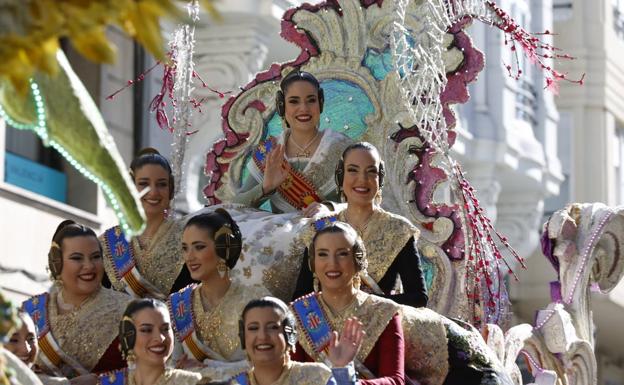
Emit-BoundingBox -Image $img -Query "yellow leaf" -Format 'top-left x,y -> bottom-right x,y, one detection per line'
127,4 -> 166,60
71,28 -> 117,63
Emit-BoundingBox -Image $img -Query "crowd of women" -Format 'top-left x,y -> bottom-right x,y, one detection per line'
1,70 -> 472,385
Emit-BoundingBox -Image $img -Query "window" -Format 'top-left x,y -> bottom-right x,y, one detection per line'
613,0 -> 624,38
553,0 -> 573,22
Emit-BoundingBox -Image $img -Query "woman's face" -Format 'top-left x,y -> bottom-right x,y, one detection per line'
341,148 -> 381,205
59,236 -> 103,298
133,164 -> 171,217
283,80 -> 321,133
182,225 -> 221,282
313,232 -> 358,292
243,306 -> 288,366
131,307 -> 173,367
5,316 -> 38,366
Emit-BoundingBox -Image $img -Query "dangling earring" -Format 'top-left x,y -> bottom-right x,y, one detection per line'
374,189 -> 382,206
352,274 -> 361,290
340,191 -> 346,203
126,350 -> 136,370
217,259 -> 228,279
313,274 -> 320,293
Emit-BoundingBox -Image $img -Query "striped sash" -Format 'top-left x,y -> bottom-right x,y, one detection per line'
168,285 -> 225,362
253,137 -> 321,209
22,294 -> 89,378
103,227 -> 166,299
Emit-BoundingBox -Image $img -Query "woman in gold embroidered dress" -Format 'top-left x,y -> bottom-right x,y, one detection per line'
98,298 -> 202,385
230,296 -> 362,385
100,148 -> 195,299
232,70 -> 352,216
167,209 -> 268,380
294,142 -> 428,308
22,220 -> 132,385
291,222 -> 405,385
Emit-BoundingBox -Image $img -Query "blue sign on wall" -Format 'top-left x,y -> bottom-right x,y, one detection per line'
4,152 -> 67,203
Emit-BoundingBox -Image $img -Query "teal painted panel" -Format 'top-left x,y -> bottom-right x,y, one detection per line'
420,254 -> 436,293
4,152 -> 67,202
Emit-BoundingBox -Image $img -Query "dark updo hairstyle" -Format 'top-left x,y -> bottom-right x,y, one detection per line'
119,298 -> 169,360
184,209 -> 243,269
48,220 -> 101,279
275,69 -> 324,127
129,147 -> 174,197
334,142 -> 385,200
308,221 -> 367,274
238,296 -> 297,352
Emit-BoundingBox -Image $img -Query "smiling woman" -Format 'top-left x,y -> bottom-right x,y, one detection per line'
291,222 -> 406,385
230,296 -> 360,385
21,220 -> 132,384
232,70 -> 353,216
294,142 -> 428,309
99,148 -> 196,299
165,210 -> 268,381
97,298 -> 203,385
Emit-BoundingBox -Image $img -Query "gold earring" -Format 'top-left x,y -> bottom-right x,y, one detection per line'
313,274 -> 320,293
217,259 -> 228,279
352,274 -> 361,290
126,349 -> 136,370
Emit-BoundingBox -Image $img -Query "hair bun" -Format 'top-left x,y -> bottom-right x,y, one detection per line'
53,219 -> 77,239
137,147 -> 162,157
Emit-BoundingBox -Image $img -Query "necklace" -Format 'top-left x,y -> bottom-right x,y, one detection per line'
288,130 -> 321,158
345,210 -> 374,236
57,290 -> 76,312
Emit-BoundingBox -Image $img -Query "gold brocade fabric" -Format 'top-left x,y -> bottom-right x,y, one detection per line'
126,369 -> 201,385
44,286 -> 131,372
400,306 -> 449,385
101,220 -> 186,296
296,291 -> 400,363
192,282 -> 269,361
242,362 -> 332,385
337,208 -> 419,283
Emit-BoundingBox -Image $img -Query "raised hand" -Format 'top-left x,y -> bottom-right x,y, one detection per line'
262,143 -> 289,194
302,201 -> 332,218
327,317 -> 365,368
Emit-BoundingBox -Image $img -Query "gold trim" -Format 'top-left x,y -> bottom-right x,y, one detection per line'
338,208 -> 419,283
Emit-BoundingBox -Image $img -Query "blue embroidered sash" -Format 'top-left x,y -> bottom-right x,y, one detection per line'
103,227 -> 137,278
169,285 -> 195,340
22,294 -> 89,378
233,371 -> 250,385
291,294 -> 333,354
103,227 -> 164,299
22,293 -> 49,338
167,285 -> 223,362
99,369 -> 127,385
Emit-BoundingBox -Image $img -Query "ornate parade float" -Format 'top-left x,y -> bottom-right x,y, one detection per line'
0,1 -> 620,384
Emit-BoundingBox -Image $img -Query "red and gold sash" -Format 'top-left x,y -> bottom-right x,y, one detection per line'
253,137 -> 321,209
